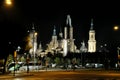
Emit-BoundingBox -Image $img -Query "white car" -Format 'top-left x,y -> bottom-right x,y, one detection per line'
85,63 -> 103,68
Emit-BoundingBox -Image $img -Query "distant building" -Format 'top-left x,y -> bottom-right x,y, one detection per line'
35,15 -> 97,58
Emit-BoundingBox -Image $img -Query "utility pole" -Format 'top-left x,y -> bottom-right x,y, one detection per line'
27,53 -> 29,73
33,30 -> 35,70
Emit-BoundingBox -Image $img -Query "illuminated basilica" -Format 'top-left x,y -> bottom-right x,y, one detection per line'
28,14 -> 96,57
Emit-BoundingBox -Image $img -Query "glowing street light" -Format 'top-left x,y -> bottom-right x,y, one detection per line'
113,26 -> 119,31
33,30 -> 38,70
3,0 -> 14,8
5,0 -> 12,5
4,0 -> 13,6
34,32 -> 38,36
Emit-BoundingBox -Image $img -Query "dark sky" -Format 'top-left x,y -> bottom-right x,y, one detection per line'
0,0 -> 120,57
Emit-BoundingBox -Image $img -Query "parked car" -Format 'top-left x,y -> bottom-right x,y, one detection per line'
19,62 -> 42,71
94,63 -> 103,68
85,63 -> 95,68
85,63 -> 103,68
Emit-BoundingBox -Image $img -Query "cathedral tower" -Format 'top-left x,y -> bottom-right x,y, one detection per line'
88,19 -> 96,52
46,25 -> 59,53
63,14 -> 76,53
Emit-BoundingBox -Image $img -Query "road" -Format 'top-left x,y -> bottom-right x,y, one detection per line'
0,69 -> 120,80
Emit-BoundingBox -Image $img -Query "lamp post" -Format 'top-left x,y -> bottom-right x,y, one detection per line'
26,53 -> 29,73
81,52 -> 83,67
113,26 -> 119,68
32,27 -> 37,70
117,47 -> 120,68
13,50 -> 17,76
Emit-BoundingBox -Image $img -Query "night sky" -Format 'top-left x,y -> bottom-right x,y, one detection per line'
0,0 -> 120,57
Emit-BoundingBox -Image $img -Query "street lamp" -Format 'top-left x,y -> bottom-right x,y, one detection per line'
26,53 -> 29,73
4,0 -> 13,7
117,47 -> 120,65
32,28 -> 37,70
5,0 -> 12,5
113,26 -> 119,31
13,50 -> 17,76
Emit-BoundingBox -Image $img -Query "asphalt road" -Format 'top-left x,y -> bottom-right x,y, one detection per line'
1,70 -> 120,80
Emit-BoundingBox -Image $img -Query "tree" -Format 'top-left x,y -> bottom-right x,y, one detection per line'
54,57 -> 60,67
24,36 -> 32,52
5,54 -> 14,72
72,58 -> 77,70
20,56 -> 26,62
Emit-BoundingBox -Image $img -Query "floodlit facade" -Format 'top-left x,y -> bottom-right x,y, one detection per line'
28,15 -> 97,58
45,15 -> 77,56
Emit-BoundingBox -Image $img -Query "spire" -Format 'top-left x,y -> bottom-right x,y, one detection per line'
39,41 -> 42,49
32,23 -> 35,30
66,14 -> 72,27
90,18 -> 93,30
53,25 -> 56,36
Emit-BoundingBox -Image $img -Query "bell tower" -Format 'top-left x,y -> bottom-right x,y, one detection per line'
88,19 -> 96,52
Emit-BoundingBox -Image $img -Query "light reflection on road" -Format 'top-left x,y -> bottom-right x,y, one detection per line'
1,71 -> 120,80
